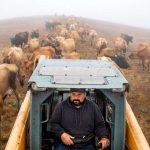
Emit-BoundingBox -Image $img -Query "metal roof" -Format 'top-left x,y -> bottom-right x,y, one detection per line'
29,59 -> 128,90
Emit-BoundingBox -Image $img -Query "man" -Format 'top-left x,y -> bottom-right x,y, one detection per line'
49,88 -> 110,150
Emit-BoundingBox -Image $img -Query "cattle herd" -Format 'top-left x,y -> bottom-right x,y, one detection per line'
0,16 -> 150,128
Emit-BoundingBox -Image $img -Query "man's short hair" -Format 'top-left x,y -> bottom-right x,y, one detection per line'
70,88 -> 86,93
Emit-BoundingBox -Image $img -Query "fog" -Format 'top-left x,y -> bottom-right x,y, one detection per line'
0,0 -> 150,29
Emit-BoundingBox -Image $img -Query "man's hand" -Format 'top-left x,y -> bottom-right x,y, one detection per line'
60,132 -> 74,146
99,138 -> 110,149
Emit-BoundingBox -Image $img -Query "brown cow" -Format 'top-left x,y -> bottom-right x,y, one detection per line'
97,47 -> 117,58
31,29 -> 39,39
62,52 -> 81,59
78,26 -> 89,41
96,37 -> 108,56
89,30 -> 98,47
59,38 -> 76,53
22,47 -> 55,77
69,31 -> 80,44
3,47 -> 24,69
0,64 -> 24,116
33,55 -> 51,70
115,37 -> 127,56
59,28 -> 69,38
26,38 -> 40,52
129,43 -> 150,70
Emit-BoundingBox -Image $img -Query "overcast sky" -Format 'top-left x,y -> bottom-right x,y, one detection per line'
0,0 -> 150,29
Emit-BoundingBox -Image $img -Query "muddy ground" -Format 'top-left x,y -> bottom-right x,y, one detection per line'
0,16 -> 150,149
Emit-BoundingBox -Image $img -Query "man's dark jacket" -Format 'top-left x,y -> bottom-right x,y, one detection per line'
49,98 -> 108,140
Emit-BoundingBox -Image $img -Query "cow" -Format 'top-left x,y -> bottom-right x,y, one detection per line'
31,29 -> 39,39
3,47 -> 24,69
97,47 -> 117,58
62,52 -> 81,59
45,19 -> 61,31
10,32 -> 29,47
96,37 -> 108,56
121,33 -> 133,45
55,36 -> 65,45
56,25 -> 66,35
66,17 -> 77,29
26,38 -> 40,52
59,28 -> 69,38
89,30 -> 98,47
129,43 -> 150,70
69,23 -> 78,31
115,37 -> 127,56
40,36 -> 62,57
97,54 -> 130,69
22,47 -> 56,77
33,55 -> 50,71
69,31 -> 80,44
45,19 -> 55,31
78,27 -> 89,41
40,33 -> 56,47
59,38 -> 76,53
0,64 -> 24,116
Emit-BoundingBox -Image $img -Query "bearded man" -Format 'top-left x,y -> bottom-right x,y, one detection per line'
49,88 -> 110,150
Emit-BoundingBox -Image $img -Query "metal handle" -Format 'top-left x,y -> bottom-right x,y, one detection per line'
106,105 -> 114,125
41,103 -> 49,123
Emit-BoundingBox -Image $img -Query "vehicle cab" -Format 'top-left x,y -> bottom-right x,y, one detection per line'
28,59 -> 129,150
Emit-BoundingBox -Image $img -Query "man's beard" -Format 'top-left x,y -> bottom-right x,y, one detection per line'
71,99 -> 82,106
